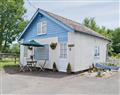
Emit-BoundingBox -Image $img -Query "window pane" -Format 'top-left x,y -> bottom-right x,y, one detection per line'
37,22 -> 41,34
60,43 -> 67,58
42,21 -> 47,33
37,21 -> 47,34
94,46 -> 100,57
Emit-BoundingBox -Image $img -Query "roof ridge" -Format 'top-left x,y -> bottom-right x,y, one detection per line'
39,8 -> 82,25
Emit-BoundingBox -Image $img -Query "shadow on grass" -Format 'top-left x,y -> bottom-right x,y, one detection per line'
3,65 -> 74,79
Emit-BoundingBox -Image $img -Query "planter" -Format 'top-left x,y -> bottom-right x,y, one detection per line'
66,63 -> 72,74
28,46 -> 33,50
53,62 -> 58,72
50,43 -> 57,50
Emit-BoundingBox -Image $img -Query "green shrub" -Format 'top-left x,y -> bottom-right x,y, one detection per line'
53,62 -> 58,72
66,63 -> 72,74
115,53 -> 120,58
107,63 -> 117,67
96,70 -> 102,77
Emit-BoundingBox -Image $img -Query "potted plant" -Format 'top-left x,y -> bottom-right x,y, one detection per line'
28,46 -> 33,50
50,42 -> 57,50
53,62 -> 58,72
96,69 -> 102,77
66,63 -> 72,74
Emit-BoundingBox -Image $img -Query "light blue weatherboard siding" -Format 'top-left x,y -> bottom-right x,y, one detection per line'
22,13 -> 71,42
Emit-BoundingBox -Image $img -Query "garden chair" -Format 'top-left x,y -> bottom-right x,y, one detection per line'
19,60 -> 32,72
36,60 -> 47,71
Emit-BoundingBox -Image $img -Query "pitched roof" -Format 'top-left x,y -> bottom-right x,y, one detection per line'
40,9 -> 109,41
18,8 -> 109,41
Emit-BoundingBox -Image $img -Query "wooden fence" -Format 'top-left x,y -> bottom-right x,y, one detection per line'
0,53 -> 19,64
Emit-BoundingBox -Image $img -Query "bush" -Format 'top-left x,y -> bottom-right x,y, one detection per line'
53,62 -> 58,72
115,53 -> 120,58
50,43 -> 57,50
9,43 -> 19,54
66,63 -> 72,74
96,70 -> 103,77
107,63 -> 117,67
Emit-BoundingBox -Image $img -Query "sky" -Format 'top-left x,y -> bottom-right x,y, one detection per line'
24,0 -> 120,29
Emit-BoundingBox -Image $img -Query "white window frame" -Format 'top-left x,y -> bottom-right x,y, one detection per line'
60,43 -> 67,59
94,46 -> 100,58
37,21 -> 47,35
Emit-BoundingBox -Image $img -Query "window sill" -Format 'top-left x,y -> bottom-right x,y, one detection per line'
94,56 -> 100,59
60,57 -> 67,59
37,33 -> 46,35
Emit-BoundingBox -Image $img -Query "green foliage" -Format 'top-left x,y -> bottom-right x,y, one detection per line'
112,28 -> 120,54
9,43 -> 20,53
83,17 -> 98,31
82,17 -> 112,38
0,0 -> 27,52
66,63 -> 72,74
0,58 -> 19,68
110,53 -> 120,59
53,62 -> 58,72
107,63 -> 117,67
96,71 -> 102,77
115,53 -> 120,58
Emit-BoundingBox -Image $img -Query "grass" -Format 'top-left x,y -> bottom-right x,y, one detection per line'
109,63 -> 120,67
0,58 -> 19,68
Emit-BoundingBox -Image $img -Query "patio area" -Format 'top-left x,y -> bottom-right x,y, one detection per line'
0,66 -> 120,95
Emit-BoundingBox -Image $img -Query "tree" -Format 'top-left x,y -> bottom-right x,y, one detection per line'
82,17 -> 112,38
112,28 -> 120,54
0,0 -> 27,52
82,17 -> 98,32
9,43 -> 20,53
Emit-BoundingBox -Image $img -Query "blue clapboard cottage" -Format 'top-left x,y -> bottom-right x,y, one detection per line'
18,9 -> 109,72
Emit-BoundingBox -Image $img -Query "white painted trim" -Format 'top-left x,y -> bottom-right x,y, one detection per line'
37,21 -> 47,35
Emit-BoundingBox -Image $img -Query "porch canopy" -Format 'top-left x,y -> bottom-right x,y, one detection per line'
21,40 -> 44,47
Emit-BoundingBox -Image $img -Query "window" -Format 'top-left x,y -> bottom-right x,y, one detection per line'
34,45 -> 49,60
94,46 -> 100,57
24,46 -> 28,57
60,43 -> 67,58
37,21 -> 47,34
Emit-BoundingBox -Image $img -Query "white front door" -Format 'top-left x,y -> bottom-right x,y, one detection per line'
59,43 -> 67,72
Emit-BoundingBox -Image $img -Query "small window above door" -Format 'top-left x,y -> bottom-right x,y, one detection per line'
60,43 -> 67,58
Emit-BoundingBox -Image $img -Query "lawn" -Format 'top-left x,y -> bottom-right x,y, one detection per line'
0,58 -> 19,68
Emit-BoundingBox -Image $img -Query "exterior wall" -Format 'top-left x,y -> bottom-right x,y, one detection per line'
19,12 -> 72,72
35,37 -> 69,72
20,37 -> 69,72
20,45 -> 24,65
67,32 -> 75,71
35,37 -> 58,69
68,32 -> 109,72
20,31 -> 108,72
19,11 -> 109,72
21,13 -> 69,42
